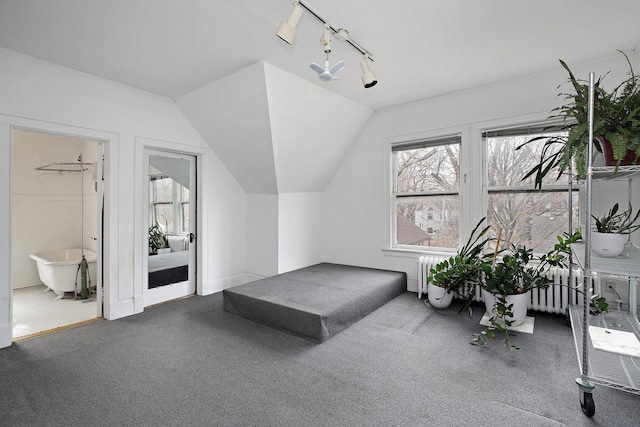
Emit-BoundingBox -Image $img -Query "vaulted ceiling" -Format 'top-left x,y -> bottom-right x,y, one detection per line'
1,1 -> 639,193
177,61 -> 372,194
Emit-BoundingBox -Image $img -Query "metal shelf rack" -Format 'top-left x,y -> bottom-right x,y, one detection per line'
568,301 -> 640,395
568,72 -> 640,417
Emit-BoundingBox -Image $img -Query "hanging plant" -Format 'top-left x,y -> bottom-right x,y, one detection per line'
518,50 -> 640,189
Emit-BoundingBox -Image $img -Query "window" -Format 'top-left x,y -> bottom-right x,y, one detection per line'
484,125 -> 577,253
150,176 -> 190,235
388,121 -> 577,254
392,135 -> 461,248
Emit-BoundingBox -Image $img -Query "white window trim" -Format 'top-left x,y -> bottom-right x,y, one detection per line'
473,111 -> 562,235
382,125 -> 471,255
151,179 -> 190,236
382,112 -> 561,257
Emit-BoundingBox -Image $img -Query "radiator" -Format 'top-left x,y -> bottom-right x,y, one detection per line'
418,255 -> 585,314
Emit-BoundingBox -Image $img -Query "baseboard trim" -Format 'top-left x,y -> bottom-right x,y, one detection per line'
105,297 -> 143,320
202,272 -> 264,295
407,277 -> 418,293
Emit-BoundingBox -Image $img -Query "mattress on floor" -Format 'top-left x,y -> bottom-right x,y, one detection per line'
223,263 -> 407,343
148,251 -> 189,288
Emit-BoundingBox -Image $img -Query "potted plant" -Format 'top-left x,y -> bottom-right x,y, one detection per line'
591,203 -> 640,257
426,218 -> 607,350
519,50 -> 640,190
426,218 -> 492,309
149,220 -> 170,255
473,230 -> 583,350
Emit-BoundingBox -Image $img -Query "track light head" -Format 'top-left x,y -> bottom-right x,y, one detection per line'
360,57 -> 377,88
321,23 -> 332,53
276,1 -> 304,45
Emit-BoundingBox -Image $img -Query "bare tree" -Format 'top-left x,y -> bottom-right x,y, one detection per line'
395,132 -> 573,251
486,134 -> 574,251
396,144 -> 460,247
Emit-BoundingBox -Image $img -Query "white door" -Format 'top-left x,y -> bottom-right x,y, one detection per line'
143,150 -> 196,307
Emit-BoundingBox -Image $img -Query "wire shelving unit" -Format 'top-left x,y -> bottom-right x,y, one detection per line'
568,72 -> 640,417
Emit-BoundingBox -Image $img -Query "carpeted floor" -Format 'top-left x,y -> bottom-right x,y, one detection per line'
1,291 -> 638,426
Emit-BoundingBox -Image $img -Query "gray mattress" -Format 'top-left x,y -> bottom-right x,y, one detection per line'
223,263 -> 406,343
148,251 -> 189,289
148,251 -> 189,273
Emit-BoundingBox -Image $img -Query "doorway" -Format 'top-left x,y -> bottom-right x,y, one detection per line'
143,150 -> 197,307
11,129 -> 105,338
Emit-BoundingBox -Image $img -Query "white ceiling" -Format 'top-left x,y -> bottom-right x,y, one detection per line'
1,0 -> 639,111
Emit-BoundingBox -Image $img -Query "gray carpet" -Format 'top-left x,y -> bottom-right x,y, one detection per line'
223,263 -> 407,342
1,292 -> 639,426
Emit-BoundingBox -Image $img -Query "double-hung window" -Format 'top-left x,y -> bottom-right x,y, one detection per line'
150,176 -> 190,235
483,125 -> 577,253
389,122 -> 576,254
392,135 -> 461,249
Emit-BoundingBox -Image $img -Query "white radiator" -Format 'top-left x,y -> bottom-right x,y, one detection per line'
418,255 -> 585,314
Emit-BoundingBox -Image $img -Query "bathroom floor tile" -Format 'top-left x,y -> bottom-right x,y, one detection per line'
12,285 -> 98,338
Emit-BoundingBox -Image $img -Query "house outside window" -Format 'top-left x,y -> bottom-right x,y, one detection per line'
392,135 -> 461,249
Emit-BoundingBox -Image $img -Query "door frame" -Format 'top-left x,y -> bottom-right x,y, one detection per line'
134,137 -> 206,310
0,115 -> 117,348
143,149 -> 197,306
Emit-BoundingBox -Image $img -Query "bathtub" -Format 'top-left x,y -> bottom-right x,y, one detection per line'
29,248 -> 97,300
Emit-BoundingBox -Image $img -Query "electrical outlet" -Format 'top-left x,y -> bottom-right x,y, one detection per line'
604,280 -> 623,300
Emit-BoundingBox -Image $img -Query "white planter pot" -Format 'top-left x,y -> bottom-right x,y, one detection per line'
428,283 -> 454,309
591,231 -> 626,258
483,289 -> 495,316
482,289 -> 528,326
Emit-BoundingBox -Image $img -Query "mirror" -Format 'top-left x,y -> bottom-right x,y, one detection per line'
147,154 -> 191,289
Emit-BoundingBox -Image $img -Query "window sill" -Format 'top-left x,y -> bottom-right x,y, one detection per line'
381,247 -> 455,259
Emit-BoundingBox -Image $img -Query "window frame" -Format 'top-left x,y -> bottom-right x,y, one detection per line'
482,123 -> 577,252
384,113 -> 577,256
150,177 -> 190,236
384,125 -> 471,255
392,134 -> 462,251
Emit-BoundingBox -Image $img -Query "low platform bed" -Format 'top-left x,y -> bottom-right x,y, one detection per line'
223,263 -> 406,343
148,251 -> 189,289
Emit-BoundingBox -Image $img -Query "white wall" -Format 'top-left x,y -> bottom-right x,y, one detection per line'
11,130 -> 97,288
246,194 -> 279,278
0,49 -> 247,347
323,52 -> 640,291
245,193 -> 326,277
278,192 -> 325,273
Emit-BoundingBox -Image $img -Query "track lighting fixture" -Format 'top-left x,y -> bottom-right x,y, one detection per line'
360,57 -> 377,88
276,0 -> 303,45
310,25 -> 345,82
275,0 -> 378,88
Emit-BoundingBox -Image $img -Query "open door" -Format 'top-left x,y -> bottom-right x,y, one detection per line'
143,150 -> 196,307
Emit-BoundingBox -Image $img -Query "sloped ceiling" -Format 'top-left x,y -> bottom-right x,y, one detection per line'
2,1 -> 639,111
2,1 -> 637,196
177,62 -> 278,194
149,155 -> 190,189
178,61 -> 373,195
264,63 -> 372,194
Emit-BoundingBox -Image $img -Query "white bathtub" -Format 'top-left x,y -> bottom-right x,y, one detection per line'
29,248 -> 97,299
